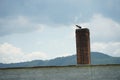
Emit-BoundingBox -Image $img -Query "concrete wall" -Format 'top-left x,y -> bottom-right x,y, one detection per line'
0,64 -> 120,80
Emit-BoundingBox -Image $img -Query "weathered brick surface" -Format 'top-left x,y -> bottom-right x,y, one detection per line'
76,28 -> 90,64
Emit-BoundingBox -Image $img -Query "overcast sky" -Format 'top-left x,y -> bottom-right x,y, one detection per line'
0,0 -> 120,63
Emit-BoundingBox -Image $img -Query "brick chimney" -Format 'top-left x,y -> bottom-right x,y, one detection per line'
75,28 -> 90,64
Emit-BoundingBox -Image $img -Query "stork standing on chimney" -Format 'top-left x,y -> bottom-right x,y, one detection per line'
76,25 -> 82,29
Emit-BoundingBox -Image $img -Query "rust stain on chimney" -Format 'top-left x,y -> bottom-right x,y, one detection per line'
75,27 -> 90,64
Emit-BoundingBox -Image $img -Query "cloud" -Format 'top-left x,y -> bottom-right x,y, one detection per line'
91,42 -> 120,57
0,16 -> 43,36
75,14 -> 120,57
79,14 -> 120,42
1,0 -> 120,25
0,43 -> 47,63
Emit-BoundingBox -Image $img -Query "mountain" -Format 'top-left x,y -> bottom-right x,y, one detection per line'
0,52 -> 120,68
91,52 -> 120,64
